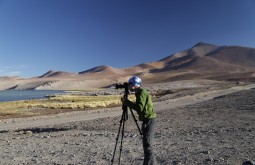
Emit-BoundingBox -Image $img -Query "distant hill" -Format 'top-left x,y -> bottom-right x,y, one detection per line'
153,42 -> 255,73
38,70 -> 76,78
79,65 -> 125,75
1,42 -> 255,90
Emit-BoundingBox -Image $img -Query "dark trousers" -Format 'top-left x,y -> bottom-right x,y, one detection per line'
142,118 -> 156,165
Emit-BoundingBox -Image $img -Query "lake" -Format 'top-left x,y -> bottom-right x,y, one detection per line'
0,90 -> 65,102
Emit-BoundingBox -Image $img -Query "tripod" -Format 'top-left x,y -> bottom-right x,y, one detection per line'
111,85 -> 142,165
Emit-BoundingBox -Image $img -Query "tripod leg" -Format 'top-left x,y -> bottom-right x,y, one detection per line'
118,113 -> 126,164
111,111 -> 125,165
129,108 -> 143,137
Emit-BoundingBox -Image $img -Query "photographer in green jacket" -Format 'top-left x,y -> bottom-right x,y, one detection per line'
121,76 -> 157,165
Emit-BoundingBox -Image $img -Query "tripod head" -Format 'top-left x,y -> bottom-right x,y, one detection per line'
115,82 -> 130,119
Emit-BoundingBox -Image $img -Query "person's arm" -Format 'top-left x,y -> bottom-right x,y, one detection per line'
125,90 -> 147,113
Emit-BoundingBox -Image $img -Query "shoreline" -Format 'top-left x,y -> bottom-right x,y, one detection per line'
0,90 -> 67,102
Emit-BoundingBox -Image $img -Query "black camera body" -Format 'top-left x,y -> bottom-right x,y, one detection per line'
115,82 -> 129,89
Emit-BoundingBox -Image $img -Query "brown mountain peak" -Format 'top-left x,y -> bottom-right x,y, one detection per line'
79,65 -> 113,74
192,42 -> 217,48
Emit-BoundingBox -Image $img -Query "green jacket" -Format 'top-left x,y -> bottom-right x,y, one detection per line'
126,88 -> 157,121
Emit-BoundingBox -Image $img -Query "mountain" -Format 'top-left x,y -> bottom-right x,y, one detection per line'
153,42 -> 255,73
1,42 -> 255,90
38,70 -> 76,78
79,65 -> 125,75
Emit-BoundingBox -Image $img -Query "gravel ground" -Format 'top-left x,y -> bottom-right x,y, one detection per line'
0,87 -> 255,165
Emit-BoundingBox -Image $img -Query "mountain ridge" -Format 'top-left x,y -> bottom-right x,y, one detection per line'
1,42 -> 255,90
38,42 -> 255,78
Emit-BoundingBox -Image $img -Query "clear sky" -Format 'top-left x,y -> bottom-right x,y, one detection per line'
0,0 -> 254,77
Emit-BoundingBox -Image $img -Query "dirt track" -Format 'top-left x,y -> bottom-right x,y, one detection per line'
0,83 -> 255,164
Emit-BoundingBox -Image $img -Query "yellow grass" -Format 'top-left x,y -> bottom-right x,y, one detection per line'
0,94 -> 136,117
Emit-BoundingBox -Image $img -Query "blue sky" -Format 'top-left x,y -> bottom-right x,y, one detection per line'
0,0 -> 254,77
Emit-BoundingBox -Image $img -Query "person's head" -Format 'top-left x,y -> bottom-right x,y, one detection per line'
128,76 -> 142,92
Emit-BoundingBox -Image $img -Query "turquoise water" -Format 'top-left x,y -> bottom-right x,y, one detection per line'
0,90 -> 65,102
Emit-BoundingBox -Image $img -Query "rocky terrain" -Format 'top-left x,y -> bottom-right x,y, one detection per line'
0,82 -> 254,165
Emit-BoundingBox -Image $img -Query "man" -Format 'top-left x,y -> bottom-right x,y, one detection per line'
121,76 -> 157,165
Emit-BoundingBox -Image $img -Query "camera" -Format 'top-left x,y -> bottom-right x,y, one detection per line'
115,82 -> 129,89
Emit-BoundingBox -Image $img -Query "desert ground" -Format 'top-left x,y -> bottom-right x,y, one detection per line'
0,80 -> 255,165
